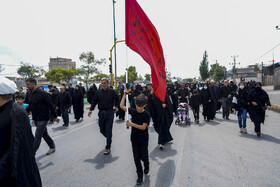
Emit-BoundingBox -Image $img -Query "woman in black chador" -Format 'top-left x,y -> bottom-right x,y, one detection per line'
73,85 -> 84,122
152,90 -> 174,150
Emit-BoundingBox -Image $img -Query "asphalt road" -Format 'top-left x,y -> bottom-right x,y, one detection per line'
35,106 -> 280,187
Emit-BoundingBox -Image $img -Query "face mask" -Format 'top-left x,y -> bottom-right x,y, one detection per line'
239,85 -> 244,89
204,87 -> 208,89
199,87 -> 203,90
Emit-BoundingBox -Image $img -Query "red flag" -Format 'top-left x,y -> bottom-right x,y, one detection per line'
125,0 -> 166,102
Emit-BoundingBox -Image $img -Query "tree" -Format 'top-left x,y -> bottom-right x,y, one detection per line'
144,74 -> 151,82
0,64 -> 5,73
213,66 -> 226,82
92,73 -> 109,82
209,63 -> 227,81
77,51 -> 106,89
45,68 -> 77,85
199,51 -> 209,81
127,66 -> 138,83
186,78 -> 193,83
17,62 -> 42,79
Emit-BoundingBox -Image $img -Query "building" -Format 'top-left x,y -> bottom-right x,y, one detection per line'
226,65 -> 262,83
49,57 -> 76,71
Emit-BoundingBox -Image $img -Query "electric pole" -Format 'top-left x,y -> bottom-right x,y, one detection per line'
229,55 -> 240,82
112,0 -> 117,88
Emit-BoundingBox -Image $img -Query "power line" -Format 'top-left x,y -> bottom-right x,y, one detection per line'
252,42 -> 280,63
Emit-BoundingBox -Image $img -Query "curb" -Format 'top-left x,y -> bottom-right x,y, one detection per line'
271,105 -> 280,113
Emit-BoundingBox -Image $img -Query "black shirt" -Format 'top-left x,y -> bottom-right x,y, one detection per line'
49,89 -> 59,106
58,91 -> 72,108
26,88 -> 57,121
0,100 -> 12,159
90,88 -> 118,111
129,108 -> 150,144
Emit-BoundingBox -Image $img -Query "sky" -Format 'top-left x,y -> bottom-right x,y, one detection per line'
0,0 -> 280,80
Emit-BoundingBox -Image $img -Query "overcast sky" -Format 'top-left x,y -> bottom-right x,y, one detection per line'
0,0 -> 280,79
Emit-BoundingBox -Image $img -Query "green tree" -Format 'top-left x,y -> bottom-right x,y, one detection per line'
45,68 -> 64,84
92,73 -> 109,82
17,62 -> 44,79
127,66 -> 138,83
144,74 -> 151,82
209,63 -> 227,81
186,78 -> 193,83
0,64 -> 5,73
77,51 -> 106,89
199,51 -> 209,81
213,66 -> 226,82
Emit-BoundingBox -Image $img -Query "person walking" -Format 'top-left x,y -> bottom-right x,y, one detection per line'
47,85 -> 59,124
232,82 -> 249,133
88,78 -> 119,155
248,82 -> 271,137
177,83 -> 189,104
57,86 -> 72,127
120,92 -> 150,185
0,77 -> 42,187
189,90 -> 201,123
73,85 -> 84,122
66,83 -> 74,113
220,80 -> 233,120
25,78 -> 59,155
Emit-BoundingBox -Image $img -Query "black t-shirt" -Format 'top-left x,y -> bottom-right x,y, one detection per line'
0,100 -> 12,159
129,108 -> 150,144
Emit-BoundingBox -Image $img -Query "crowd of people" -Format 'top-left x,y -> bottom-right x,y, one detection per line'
0,76 -> 272,186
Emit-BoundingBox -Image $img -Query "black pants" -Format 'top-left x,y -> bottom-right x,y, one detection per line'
132,142 -> 149,179
222,97 -> 231,118
193,106 -> 199,120
98,110 -> 114,150
254,122 -> 261,133
33,121 -> 55,153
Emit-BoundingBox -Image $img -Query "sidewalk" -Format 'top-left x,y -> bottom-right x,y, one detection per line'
263,86 -> 280,113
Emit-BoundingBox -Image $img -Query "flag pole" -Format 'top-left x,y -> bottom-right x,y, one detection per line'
126,45 -> 129,129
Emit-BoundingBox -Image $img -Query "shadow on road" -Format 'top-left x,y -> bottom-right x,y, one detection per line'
155,159 -> 175,187
150,144 -> 177,164
239,133 -> 280,144
84,150 -> 119,169
51,126 -> 68,132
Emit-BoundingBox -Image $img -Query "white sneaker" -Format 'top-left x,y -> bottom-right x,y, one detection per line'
242,128 -> 247,134
159,144 -> 164,150
239,128 -> 243,133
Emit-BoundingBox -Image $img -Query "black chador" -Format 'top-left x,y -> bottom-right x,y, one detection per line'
73,86 -> 84,120
153,94 -> 174,145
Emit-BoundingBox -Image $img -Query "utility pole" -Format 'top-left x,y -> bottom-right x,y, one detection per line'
112,0 -> 117,88
261,62 -> 264,84
229,55 -> 239,82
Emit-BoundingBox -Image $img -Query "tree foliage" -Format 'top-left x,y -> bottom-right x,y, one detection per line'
199,51 -> 209,81
209,63 -> 227,82
144,74 -> 151,82
17,62 -> 44,79
92,73 -> 109,82
45,68 -> 77,84
118,66 -> 138,83
77,51 -> 106,89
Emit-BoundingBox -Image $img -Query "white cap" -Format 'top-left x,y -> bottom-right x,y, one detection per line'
0,76 -> 17,95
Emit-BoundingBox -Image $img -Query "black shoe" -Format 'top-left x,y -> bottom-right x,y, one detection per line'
136,178 -> 143,185
144,166 -> 149,175
62,124 -> 66,127
75,119 -> 79,122
257,132 -> 261,137
65,124 -> 69,128
226,117 -> 229,120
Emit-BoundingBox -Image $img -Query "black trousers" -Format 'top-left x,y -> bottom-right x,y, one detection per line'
254,122 -> 261,133
132,142 -> 149,179
98,110 -> 114,150
193,106 -> 199,120
33,121 -> 55,153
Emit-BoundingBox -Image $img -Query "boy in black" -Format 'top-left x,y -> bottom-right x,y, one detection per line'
189,90 -> 201,123
120,91 -> 150,186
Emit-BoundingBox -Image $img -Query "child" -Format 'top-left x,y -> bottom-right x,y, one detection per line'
177,103 -> 187,121
189,90 -> 201,123
116,91 -> 125,121
15,94 -> 32,126
120,91 -> 150,186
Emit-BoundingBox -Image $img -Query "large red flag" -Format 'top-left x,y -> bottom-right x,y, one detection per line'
125,0 -> 166,102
